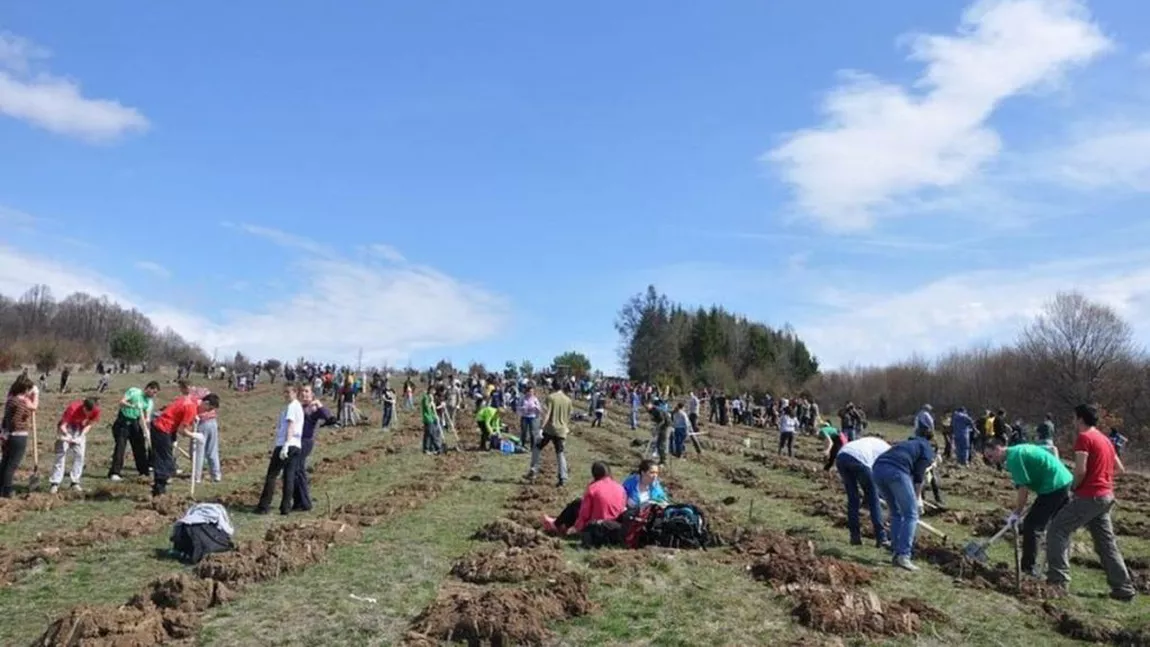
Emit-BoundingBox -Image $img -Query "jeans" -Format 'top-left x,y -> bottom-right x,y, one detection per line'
198,419 -> 221,481
0,434 -> 28,497
836,454 -> 886,544
954,430 -> 971,466
1021,487 -> 1069,574
630,408 -> 639,430
672,426 -> 687,457
150,427 -> 175,496
778,432 -> 794,457
873,464 -> 918,559
1046,495 -> 1136,596
257,446 -> 301,515
382,402 -> 394,428
50,427 -> 87,486
529,434 -> 569,483
292,437 -> 314,511
110,413 -> 150,477
519,416 -> 536,447
422,420 -> 443,454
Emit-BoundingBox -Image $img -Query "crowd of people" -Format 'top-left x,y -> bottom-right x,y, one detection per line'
0,363 -> 1142,601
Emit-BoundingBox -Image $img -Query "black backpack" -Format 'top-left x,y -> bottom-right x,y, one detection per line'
581,520 -> 626,548
645,504 -> 710,549
170,523 -> 234,565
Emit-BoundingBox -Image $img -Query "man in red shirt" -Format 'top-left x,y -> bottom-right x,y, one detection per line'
49,397 -> 101,493
1046,404 -> 1137,601
150,380 -> 202,496
542,462 -> 626,536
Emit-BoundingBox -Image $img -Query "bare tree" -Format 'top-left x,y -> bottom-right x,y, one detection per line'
1019,292 -> 1135,409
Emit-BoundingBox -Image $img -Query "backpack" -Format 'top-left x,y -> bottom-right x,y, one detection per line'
646,504 -> 710,550
170,522 -> 234,565
621,506 -> 656,549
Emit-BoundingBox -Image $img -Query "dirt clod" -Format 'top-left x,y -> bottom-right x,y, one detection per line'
450,547 -> 563,584
790,588 -> 944,636
472,518 -> 559,549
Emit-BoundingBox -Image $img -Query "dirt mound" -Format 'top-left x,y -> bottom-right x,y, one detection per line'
730,529 -> 816,560
130,573 -> 235,613
144,493 -> 195,518
51,509 -> 169,548
406,573 -> 594,646
450,547 -> 563,584
36,604 -> 180,647
919,545 -> 1065,599
723,466 -> 761,488
1045,605 -> 1150,645
195,520 -> 360,586
472,518 -> 559,549
790,588 -> 943,636
751,554 -> 874,588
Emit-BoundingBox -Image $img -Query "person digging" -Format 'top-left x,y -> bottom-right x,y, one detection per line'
475,402 -> 502,451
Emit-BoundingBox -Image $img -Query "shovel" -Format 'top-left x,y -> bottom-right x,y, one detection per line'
28,411 -> 41,491
962,521 -> 1013,563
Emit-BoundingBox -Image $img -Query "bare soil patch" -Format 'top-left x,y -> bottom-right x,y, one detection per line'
449,546 -> 564,584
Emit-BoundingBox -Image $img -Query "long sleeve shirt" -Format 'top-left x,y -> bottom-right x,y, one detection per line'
302,403 -> 336,440
873,437 -> 935,485
914,410 -> 935,434
574,478 -> 627,532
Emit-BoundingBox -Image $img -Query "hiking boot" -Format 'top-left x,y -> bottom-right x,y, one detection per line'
109,474 -> 123,482
1110,590 -> 1136,602
893,556 -> 919,572
849,538 -> 862,546
49,484 -> 59,494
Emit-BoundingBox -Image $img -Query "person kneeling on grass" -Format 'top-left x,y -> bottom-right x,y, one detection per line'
543,461 -> 626,536
982,437 -> 1072,578
872,429 -> 935,572
622,459 -> 669,509
475,403 -> 502,451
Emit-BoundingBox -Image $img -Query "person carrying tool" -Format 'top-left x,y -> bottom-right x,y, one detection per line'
150,381 -> 202,497
1045,404 -> 1137,601
475,402 -> 502,450
49,397 -> 101,493
834,435 -> 890,547
982,437 -> 1073,577
872,429 -> 935,571
108,381 -> 159,481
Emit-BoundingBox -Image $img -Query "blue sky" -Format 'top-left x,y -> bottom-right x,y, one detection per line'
2,0 -> 1150,373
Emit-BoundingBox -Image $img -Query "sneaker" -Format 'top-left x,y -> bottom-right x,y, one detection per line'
212,477 -> 222,483
556,479 -> 567,488
70,483 -> 83,492
49,485 -> 59,494
877,538 -> 892,550
1110,590 -> 1136,602
893,556 -> 920,572
109,474 -> 123,482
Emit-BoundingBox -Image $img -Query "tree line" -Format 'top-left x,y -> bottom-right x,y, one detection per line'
615,285 -> 819,392
0,285 -> 209,372
812,292 -> 1149,456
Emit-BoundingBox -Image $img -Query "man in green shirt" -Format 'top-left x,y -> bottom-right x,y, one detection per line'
527,383 -> 572,486
475,403 -> 502,451
984,437 -> 1073,576
420,386 -> 443,455
108,381 -> 160,481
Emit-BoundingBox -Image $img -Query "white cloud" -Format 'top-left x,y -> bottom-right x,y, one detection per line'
0,204 -> 36,230
134,260 -> 171,279
366,243 -> 406,264
222,221 -> 331,257
0,226 -> 508,364
1137,50 -> 1150,68
1055,125 -> 1150,191
797,255 -> 1150,368
0,30 -> 149,142
765,0 -> 1110,231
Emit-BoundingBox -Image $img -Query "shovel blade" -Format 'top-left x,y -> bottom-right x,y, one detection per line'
962,541 -> 989,563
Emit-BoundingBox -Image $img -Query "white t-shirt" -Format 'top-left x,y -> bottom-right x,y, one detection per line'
780,415 -> 798,434
838,437 -> 891,468
638,489 -> 651,505
275,400 -> 305,449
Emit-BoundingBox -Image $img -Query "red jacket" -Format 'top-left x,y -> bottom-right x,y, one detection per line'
574,477 -> 627,532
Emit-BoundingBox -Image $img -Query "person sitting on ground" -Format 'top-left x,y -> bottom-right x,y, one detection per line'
622,459 -> 669,509
982,437 -> 1073,578
543,461 -> 627,536
819,419 -> 846,471
475,402 -> 502,451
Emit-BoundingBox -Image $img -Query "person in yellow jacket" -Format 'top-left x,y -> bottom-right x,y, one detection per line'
476,404 -> 502,451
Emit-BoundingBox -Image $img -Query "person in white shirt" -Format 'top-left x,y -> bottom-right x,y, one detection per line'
687,392 -> 700,434
778,406 -> 799,457
835,436 -> 892,547
256,384 -> 305,515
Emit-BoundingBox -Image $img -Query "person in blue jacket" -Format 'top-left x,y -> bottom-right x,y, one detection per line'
951,407 -> 975,466
872,429 -> 936,571
622,459 -> 669,509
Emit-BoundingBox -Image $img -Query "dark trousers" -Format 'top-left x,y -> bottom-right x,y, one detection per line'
150,427 -> 175,496
478,421 -> 492,450
382,402 -> 394,428
837,454 -> 887,544
292,437 -> 314,511
943,431 -> 953,460
591,411 -> 603,427
1022,487 -> 1069,573
688,412 -> 699,433
0,434 -> 28,497
926,469 -> 945,505
556,497 -> 582,530
257,446 -> 301,514
778,432 -> 794,457
110,413 -> 150,477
